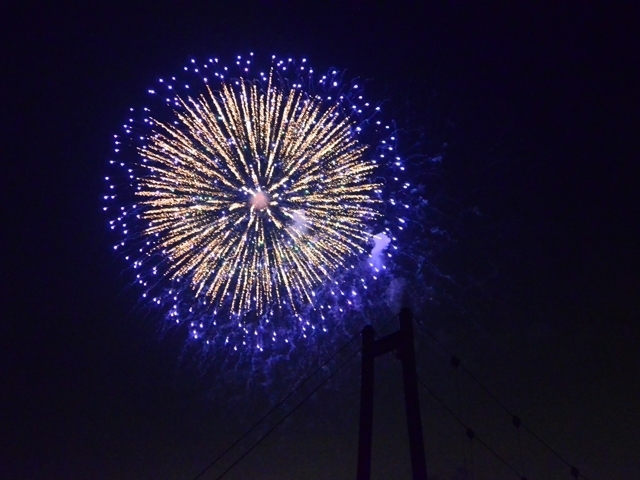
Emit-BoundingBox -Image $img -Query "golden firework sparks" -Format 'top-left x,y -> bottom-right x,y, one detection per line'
137,72 -> 381,316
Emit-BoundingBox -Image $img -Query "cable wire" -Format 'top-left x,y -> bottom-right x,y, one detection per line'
190,311 -> 398,480
417,374 -> 526,479
190,330 -> 361,480
413,318 -> 591,480
214,345 -> 362,480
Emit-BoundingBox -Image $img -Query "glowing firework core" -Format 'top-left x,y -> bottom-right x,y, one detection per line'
250,191 -> 270,210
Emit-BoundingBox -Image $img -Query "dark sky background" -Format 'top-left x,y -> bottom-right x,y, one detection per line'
2,1 -> 639,479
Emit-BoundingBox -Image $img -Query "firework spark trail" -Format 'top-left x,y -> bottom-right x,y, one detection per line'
137,73 -> 381,318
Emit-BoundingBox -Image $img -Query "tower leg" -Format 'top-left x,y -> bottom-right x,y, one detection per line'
399,308 -> 428,480
356,325 -> 375,480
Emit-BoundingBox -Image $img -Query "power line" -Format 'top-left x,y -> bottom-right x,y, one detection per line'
417,374 -> 526,479
413,318 -> 590,480
214,345 -> 361,480
189,313 -> 398,480
189,330 -> 360,480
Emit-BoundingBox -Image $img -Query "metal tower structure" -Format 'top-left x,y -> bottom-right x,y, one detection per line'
356,307 -> 428,480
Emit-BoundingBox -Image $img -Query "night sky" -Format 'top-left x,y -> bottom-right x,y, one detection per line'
2,1 -> 639,479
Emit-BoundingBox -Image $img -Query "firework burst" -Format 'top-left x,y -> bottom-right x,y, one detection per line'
105,54 -> 410,354
140,75 -> 381,316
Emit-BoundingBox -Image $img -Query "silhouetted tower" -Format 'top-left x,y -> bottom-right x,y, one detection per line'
357,307 -> 428,480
